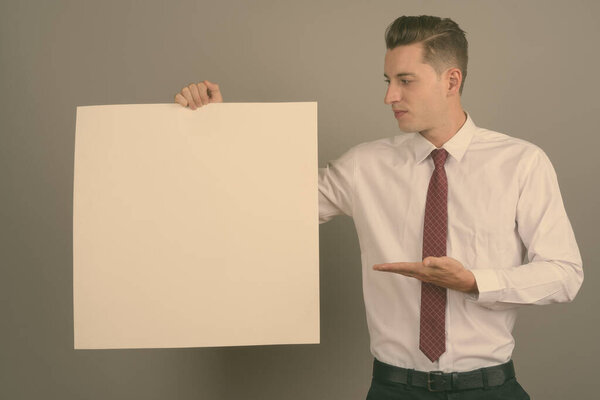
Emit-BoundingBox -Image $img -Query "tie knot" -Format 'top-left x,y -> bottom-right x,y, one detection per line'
431,148 -> 448,169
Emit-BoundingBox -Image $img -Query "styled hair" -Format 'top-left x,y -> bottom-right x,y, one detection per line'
384,15 -> 468,95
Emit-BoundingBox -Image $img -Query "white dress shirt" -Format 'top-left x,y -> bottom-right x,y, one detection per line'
318,111 -> 583,372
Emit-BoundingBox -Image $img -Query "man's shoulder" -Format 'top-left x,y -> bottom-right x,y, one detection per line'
472,125 -> 545,158
344,133 -> 414,157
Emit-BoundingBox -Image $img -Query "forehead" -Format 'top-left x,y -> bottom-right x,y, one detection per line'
384,43 -> 433,77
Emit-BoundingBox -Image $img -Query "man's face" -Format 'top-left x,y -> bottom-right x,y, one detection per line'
384,43 -> 449,134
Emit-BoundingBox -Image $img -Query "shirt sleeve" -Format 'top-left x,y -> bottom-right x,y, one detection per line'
318,146 -> 356,224
466,147 -> 583,310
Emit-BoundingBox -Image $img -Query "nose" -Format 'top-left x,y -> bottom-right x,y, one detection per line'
384,83 -> 402,105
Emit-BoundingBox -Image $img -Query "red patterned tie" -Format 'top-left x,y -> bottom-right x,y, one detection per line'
419,148 -> 448,362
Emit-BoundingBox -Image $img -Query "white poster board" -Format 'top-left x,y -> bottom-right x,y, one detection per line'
73,102 -> 319,349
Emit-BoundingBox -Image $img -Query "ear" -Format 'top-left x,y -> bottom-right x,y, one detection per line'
446,68 -> 462,95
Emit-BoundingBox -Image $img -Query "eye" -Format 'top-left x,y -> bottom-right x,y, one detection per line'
383,79 -> 411,85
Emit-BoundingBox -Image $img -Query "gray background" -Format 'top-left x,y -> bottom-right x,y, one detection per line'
1,0 -> 598,399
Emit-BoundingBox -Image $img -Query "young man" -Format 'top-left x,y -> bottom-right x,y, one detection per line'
175,15 -> 582,400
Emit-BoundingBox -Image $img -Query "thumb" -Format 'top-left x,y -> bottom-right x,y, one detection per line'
422,256 -> 439,267
203,80 -> 223,103
203,80 -> 219,91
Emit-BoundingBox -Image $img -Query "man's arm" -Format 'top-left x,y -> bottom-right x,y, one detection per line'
318,146 -> 356,224
466,147 -> 583,310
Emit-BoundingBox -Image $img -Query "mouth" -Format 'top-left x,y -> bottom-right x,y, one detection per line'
394,110 -> 407,118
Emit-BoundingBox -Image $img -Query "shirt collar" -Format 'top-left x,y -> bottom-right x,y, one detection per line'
411,111 -> 476,164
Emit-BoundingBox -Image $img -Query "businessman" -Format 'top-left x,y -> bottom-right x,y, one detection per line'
174,15 -> 583,400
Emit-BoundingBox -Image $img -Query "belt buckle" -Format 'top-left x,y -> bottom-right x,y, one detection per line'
427,370 -> 446,392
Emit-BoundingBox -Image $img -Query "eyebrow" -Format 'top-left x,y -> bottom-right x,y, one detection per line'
383,73 -> 417,78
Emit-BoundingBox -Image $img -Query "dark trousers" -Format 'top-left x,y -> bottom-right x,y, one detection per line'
366,366 -> 530,400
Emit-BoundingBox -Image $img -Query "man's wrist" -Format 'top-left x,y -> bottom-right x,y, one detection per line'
465,271 -> 479,294
468,280 -> 479,294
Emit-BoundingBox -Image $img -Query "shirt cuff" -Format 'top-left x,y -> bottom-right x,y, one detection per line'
465,269 -> 504,303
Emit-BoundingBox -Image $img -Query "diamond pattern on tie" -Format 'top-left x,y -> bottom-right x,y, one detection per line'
419,148 -> 448,362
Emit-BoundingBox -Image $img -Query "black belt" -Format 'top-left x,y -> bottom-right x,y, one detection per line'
372,358 -> 515,392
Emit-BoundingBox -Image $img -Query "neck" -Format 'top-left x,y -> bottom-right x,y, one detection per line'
420,108 -> 467,148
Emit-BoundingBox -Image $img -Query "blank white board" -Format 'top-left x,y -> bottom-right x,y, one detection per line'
73,102 -> 319,349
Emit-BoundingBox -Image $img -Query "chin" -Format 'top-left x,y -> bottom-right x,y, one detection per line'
396,122 -> 415,133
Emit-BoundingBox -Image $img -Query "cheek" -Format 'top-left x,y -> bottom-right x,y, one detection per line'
423,89 -> 445,111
